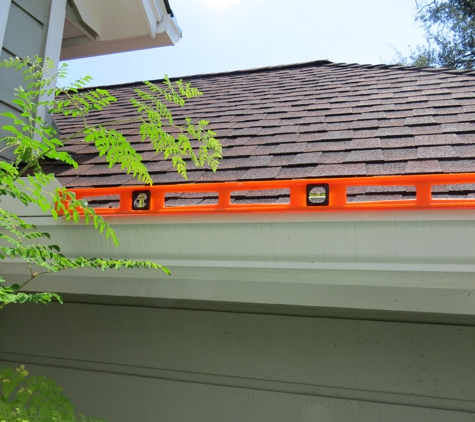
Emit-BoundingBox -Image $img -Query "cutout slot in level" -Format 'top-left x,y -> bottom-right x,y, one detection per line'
164,192 -> 218,207
346,185 -> 416,203
431,183 -> 475,200
231,189 -> 290,205
81,195 -> 121,209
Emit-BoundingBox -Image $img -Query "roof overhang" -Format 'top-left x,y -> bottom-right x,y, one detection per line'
61,0 -> 182,60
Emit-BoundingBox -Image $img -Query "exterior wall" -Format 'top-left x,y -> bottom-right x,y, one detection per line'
1,302 -> 474,421
0,0 -> 65,160
0,0 -> 52,134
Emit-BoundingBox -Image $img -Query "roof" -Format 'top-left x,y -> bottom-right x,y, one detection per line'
50,60 -> 475,206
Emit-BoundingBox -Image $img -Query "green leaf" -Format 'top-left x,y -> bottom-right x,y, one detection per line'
0,57 -> 225,309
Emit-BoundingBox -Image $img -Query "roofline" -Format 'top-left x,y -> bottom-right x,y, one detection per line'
78,59 -> 333,90
77,59 -> 475,91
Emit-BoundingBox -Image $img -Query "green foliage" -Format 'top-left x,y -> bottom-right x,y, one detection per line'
132,77 -> 221,179
0,56 -> 220,308
389,0 -> 475,69
0,365 -> 106,421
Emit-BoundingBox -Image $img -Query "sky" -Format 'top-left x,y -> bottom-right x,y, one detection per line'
61,0 -> 427,87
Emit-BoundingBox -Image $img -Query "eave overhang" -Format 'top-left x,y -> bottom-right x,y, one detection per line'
3,206 -> 475,325
61,0 -> 182,60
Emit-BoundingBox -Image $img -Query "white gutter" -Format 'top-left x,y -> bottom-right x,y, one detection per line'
4,203 -> 475,323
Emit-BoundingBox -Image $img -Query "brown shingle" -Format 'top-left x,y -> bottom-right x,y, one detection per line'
405,160 -> 442,174
345,149 -> 384,163
414,133 -> 460,146
290,152 -> 322,165
319,152 -> 349,164
241,167 -> 281,180
277,166 -> 317,179
453,145 -> 475,157
417,146 -> 456,159
404,116 -> 437,126
350,138 -> 382,150
382,148 -> 417,161
49,60 -> 475,193
366,162 -> 407,175
226,145 -> 258,156
305,140 -> 351,152
440,159 -> 475,173
313,163 -> 366,177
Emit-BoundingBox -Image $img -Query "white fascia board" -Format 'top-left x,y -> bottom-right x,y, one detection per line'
4,207 -> 475,321
44,0 -> 66,64
140,0 -> 164,38
157,13 -> 182,44
35,0 -> 67,131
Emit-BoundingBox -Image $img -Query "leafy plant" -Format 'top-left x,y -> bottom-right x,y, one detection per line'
0,365 -> 106,421
389,0 -> 475,69
0,56 -> 222,308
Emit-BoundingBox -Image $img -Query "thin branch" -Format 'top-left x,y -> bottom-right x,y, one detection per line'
16,147 -> 54,179
14,272 -> 38,292
0,144 -> 17,155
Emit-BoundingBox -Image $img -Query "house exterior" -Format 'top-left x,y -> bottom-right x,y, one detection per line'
2,61 -> 475,421
0,0 -> 181,158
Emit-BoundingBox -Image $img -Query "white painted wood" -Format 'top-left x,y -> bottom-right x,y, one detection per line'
60,26 -> 180,59
157,12 -> 181,44
140,0 -> 163,38
8,264 -> 475,322
61,0 -> 181,59
77,0 -> 150,41
3,204 -> 475,320
0,0 -> 11,50
13,0 -> 50,24
2,2 -> 45,58
43,0 -> 66,77
11,211 -> 475,274
35,0 -> 66,135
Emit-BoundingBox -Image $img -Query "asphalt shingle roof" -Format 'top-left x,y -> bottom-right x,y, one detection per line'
49,60 -> 475,204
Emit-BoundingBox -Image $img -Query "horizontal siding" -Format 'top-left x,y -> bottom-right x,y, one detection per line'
0,48 -> 24,151
1,303 -> 474,421
0,0 -> 50,145
2,1 -> 47,58
12,0 -> 50,24
0,49 -> 25,106
0,362 -> 473,422
0,101 -> 21,135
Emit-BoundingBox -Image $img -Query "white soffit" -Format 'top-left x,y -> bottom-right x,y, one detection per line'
61,0 -> 182,60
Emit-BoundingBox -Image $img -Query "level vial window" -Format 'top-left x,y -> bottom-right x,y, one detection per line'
307,184 -> 329,206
